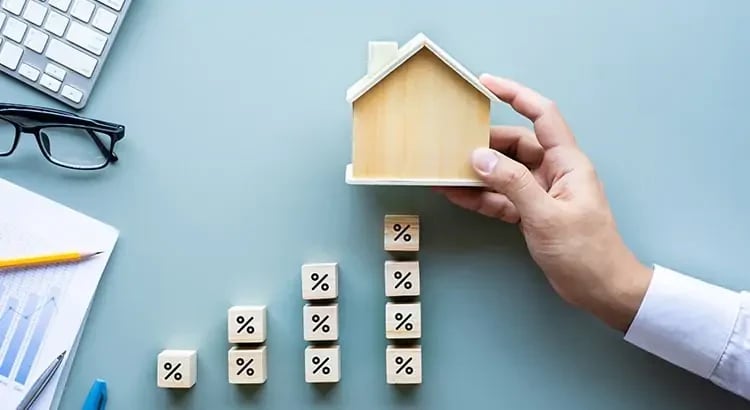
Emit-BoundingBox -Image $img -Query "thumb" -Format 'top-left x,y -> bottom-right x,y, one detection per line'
471,148 -> 551,216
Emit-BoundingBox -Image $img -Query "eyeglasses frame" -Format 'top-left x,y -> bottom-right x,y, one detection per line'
0,103 -> 125,170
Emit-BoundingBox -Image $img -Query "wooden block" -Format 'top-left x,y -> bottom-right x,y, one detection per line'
301,263 -> 338,300
385,302 -> 421,339
227,305 -> 267,344
157,349 -> 197,389
228,346 -> 267,384
305,345 -> 341,383
303,303 -> 339,341
384,261 -> 420,297
384,214 -> 419,252
386,345 -> 422,384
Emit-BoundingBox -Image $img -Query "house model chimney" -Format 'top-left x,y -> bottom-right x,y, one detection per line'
367,41 -> 398,75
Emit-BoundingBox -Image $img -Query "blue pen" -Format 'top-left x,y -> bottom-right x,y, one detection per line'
82,379 -> 107,410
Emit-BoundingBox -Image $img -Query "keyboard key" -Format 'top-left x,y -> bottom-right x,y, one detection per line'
71,0 -> 95,23
45,38 -> 97,77
92,7 -> 116,34
61,84 -> 83,103
95,0 -> 123,11
44,11 -> 69,37
2,17 -> 27,43
23,1 -> 48,26
45,62 -> 66,81
0,13 -> 6,29
40,73 -> 61,92
2,0 -> 25,16
66,21 -> 107,55
18,63 -> 40,81
0,41 -> 23,70
24,27 -> 48,53
49,0 -> 72,12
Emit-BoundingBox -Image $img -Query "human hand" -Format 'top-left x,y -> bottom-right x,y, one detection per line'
437,74 -> 653,332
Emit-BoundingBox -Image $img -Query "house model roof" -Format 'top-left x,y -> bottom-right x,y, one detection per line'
346,32 -> 500,103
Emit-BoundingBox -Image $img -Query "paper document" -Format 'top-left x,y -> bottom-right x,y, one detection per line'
0,178 -> 119,409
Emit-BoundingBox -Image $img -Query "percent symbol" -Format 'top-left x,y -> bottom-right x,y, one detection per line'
394,356 -> 414,375
394,313 -> 413,331
311,356 -> 331,375
163,362 -> 183,381
235,315 -> 255,334
393,271 -> 413,289
312,314 -> 331,333
235,358 -> 255,376
393,224 -> 412,242
310,273 -> 330,291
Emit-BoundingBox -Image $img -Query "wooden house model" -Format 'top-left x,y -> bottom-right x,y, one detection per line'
345,33 -> 499,186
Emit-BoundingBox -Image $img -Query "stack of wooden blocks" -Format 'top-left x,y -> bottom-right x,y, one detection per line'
301,262 -> 341,383
383,214 -> 422,384
226,304 -> 268,384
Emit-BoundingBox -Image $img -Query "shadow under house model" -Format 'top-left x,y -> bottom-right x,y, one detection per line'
345,33 -> 499,186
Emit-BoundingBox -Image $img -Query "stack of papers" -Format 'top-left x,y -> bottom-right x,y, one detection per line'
0,177 -> 119,409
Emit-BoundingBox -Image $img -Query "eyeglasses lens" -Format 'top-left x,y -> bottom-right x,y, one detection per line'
39,126 -> 110,169
0,119 -> 16,155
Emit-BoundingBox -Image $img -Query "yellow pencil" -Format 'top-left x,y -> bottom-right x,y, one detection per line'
0,251 -> 103,271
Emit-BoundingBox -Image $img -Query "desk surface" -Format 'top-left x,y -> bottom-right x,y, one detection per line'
2,0 -> 750,408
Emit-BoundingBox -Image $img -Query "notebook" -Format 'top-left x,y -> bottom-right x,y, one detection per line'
0,177 -> 119,409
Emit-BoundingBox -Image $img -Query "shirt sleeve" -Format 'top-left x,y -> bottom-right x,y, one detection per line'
624,264 -> 749,400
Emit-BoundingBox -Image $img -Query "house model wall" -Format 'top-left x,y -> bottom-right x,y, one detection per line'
345,33 -> 499,186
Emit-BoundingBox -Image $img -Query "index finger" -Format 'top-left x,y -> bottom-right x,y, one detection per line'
480,74 -> 576,149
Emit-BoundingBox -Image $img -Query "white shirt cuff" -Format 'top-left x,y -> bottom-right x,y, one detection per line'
624,264 -> 742,378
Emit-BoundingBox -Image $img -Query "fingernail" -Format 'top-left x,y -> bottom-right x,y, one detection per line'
479,73 -> 494,83
472,148 -> 499,175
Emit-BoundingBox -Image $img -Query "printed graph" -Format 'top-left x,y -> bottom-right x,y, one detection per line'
0,286 -> 59,386
0,264 -> 71,390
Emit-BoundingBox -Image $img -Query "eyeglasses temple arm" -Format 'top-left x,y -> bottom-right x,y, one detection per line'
86,130 -> 117,162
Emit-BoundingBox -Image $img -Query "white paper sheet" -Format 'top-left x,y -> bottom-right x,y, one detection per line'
0,178 -> 119,409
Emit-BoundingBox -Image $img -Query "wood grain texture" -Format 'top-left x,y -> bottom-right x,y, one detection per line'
384,214 -> 420,252
384,260 -> 420,297
385,302 -> 421,339
228,346 -> 267,384
351,48 -> 490,182
386,345 -> 422,384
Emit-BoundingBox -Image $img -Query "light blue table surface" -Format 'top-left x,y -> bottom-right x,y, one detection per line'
1,0 -> 749,408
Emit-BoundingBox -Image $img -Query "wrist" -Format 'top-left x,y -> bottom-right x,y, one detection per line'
589,253 -> 653,332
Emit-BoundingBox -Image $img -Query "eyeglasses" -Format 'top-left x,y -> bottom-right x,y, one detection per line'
0,103 -> 125,170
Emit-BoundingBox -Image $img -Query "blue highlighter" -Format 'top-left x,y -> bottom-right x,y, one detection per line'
82,379 -> 107,410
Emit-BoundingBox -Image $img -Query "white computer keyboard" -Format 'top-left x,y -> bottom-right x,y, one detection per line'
0,0 -> 130,109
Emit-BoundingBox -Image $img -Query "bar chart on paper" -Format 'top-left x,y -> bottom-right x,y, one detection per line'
0,177 -> 119,409
0,270 -> 68,390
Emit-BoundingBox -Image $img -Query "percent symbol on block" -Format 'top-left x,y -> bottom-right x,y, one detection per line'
393,224 -> 412,242
312,314 -> 331,333
395,313 -> 414,331
235,315 -> 255,334
311,356 -> 331,375
163,362 -> 182,381
235,358 -> 255,376
393,271 -> 413,289
310,272 -> 330,291
395,356 -> 414,375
